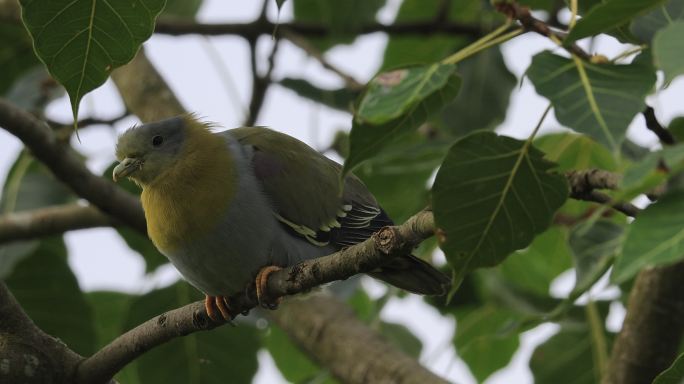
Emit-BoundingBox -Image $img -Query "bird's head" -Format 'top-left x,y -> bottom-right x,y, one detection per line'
113,116 -> 189,186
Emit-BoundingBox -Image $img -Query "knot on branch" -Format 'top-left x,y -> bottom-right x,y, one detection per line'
566,169 -> 620,197
374,227 -> 398,254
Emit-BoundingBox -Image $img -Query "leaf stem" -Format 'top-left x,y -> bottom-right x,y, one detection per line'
442,20 -> 515,65
528,103 -> 553,142
569,0 -> 578,29
586,298 -> 609,380
611,45 -> 647,63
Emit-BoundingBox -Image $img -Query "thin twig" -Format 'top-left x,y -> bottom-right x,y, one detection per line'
244,36 -> 280,126
280,29 -> 364,90
643,106 -> 675,145
495,1 -> 592,60
46,111 -> 131,130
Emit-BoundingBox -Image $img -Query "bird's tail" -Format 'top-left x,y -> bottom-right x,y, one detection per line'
369,255 -> 451,296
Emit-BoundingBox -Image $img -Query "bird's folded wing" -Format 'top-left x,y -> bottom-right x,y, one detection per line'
228,127 -> 391,248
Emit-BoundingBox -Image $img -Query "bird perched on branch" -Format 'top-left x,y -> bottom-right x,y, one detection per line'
113,116 -> 449,321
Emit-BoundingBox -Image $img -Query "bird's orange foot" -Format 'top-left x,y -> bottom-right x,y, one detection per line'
204,295 -> 234,321
255,265 -> 283,309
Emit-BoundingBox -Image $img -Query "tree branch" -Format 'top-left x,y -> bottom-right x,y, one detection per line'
0,282 -> 83,383
0,204 -> 115,243
566,169 -> 640,217
76,209 -> 437,383
643,106 -> 675,146
281,29 -> 364,90
604,261 -> 684,384
0,99 -> 146,234
153,18 -> 487,39
495,1 -> 592,60
244,36 -> 279,126
269,295 -> 449,384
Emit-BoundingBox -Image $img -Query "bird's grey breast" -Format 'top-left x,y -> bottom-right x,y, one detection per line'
164,134 -> 279,295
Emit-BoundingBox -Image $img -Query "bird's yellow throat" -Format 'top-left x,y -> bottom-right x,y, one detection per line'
141,123 -> 237,253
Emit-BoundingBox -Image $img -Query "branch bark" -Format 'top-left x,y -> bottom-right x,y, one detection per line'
76,210 -> 439,384
0,282 -> 83,383
643,106 -> 675,146
495,1 -> 592,60
604,262 -> 684,384
0,99 -> 146,234
565,169 -> 640,217
270,295 -> 450,384
0,204 -> 114,243
154,18 -> 487,39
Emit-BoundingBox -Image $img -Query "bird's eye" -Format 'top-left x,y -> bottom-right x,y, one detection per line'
152,135 -> 164,147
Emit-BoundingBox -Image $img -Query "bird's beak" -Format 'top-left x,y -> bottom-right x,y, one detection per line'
112,157 -> 142,182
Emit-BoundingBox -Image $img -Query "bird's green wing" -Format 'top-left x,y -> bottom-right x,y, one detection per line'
228,127 -> 386,247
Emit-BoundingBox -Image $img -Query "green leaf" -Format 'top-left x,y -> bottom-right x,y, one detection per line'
0,151 -> 76,277
19,0 -> 166,120
439,47 -> 516,137
569,220 -> 624,296
292,0 -> 385,51
455,306 -> 520,382
432,132 -> 568,287
266,326 -> 335,384
102,162 -> 168,273
653,21 -> 684,82
534,133 -> 618,172
344,63 -> 460,174
566,0 -> 668,43
162,0 -> 202,18
4,237 -> 97,355
630,0 -> 684,42
355,132 -> 450,222
87,291 -> 134,347
121,282 -> 260,383
0,23 -> 40,95
669,116 -> 684,143
612,190 -> 684,283
497,227 -> 573,297
527,51 -> 656,153
279,78 -> 359,112
530,327 -> 613,384
620,143 -> 684,199
653,352 -> 684,384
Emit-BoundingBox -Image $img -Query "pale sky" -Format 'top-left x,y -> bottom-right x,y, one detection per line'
1,1 -> 683,383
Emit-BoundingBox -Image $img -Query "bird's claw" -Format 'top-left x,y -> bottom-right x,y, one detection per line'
204,295 -> 234,322
255,265 -> 283,309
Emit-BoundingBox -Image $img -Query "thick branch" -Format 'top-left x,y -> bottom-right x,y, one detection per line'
110,48 -> 186,122
0,204 -> 114,243
0,282 -> 83,383
604,262 -> 684,384
269,295 -> 449,384
154,18 -> 486,39
0,99 -> 146,233
76,210 -> 436,383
